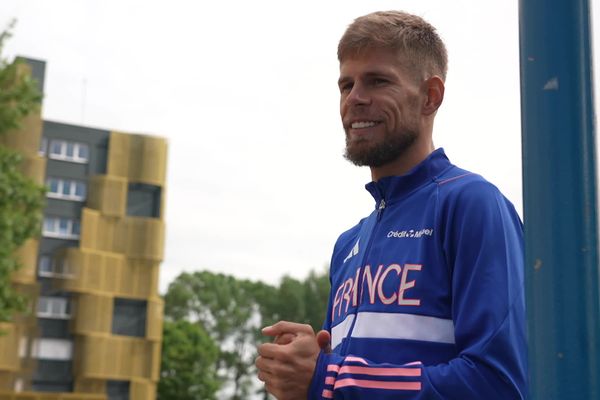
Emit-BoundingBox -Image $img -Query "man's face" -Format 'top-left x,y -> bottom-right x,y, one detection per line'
339,48 -> 423,167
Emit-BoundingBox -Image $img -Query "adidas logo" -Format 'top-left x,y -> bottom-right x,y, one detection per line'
343,239 -> 360,263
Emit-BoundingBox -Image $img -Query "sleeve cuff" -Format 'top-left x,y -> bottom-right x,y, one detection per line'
308,350 -> 330,399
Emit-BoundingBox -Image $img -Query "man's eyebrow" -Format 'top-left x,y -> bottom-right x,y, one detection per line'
338,76 -> 352,87
363,70 -> 394,79
338,70 -> 395,86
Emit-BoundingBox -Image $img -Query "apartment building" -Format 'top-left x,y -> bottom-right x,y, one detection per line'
0,58 -> 167,400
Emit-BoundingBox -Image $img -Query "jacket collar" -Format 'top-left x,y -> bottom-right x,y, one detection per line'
365,148 -> 451,207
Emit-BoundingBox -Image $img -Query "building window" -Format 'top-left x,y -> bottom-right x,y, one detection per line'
32,360 -> 73,392
38,256 -> 72,278
38,318 -> 71,339
19,337 -> 29,358
38,137 -> 47,156
37,297 -> 71,319
38,256 -> 52,275
112,299 -> 147,337
126,183 -> 161,218
48,140 -> 89,163
32,360 -> 73,393
46,177 -> 87,201
31,338 -> 73,360
42,217 -> 80,239
107,380 -> 130,400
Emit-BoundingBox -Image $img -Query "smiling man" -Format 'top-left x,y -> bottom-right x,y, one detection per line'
256,11 -> 527,400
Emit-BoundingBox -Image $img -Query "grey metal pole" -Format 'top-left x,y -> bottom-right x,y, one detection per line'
519,0 -> 600,398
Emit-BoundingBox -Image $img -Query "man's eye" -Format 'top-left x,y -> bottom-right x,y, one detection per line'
340,83 -> 353,93
373,78 -> 388,86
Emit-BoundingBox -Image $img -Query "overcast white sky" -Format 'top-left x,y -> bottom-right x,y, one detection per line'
1,0 -> 598,293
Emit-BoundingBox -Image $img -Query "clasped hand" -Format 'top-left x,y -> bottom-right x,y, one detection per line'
256,321 -> 331,400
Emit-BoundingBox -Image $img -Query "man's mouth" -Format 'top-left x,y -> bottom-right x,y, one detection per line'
351,121 -> 379,129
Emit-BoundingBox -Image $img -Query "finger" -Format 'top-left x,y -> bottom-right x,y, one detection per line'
257,342 -> 283,359
262,321 -> 314,337
274,332 -> 296,345
257,368 -> 274,383
316,330 -> 332,353
255,354 -> 275,374
257,370 -> 266,382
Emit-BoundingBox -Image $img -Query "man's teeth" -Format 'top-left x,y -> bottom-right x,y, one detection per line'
352,121 -> 376,129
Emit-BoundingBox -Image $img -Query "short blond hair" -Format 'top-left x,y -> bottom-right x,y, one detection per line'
338,11 -> 448,80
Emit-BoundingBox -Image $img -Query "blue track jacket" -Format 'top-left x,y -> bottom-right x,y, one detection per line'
308,149 -> 527,399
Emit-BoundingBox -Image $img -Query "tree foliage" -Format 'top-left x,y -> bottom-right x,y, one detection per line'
0,20 -> 42,135
0,148 -> 45,321
164,271 -> 268,399
158,320 -> 220,400
0,20 -> 45,322
161,268 -> 330,400
259,270 -> 330,333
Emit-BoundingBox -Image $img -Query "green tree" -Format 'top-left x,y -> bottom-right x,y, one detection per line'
0,20 -> 45,322
158,320 -> 220,400
162,268 -> 330,400
301,268 -> 331,332
0,21 -> 43,134
259,268 -> 330,332
252,269 -> 329,399
164,271 -> 273,399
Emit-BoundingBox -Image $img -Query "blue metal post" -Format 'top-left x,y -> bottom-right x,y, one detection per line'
519,0 -> 600,398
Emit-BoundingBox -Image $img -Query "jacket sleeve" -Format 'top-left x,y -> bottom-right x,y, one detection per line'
307,182 -> 528,399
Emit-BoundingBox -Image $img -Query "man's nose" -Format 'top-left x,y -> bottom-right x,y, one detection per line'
346,84 -> 371,106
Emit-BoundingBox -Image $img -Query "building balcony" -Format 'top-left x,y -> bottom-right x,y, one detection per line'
106,133 -> 167,187
0,391 -> 105,400
54,249 -> 160,300
74,335 -> 160,382
79,209 -> 164,261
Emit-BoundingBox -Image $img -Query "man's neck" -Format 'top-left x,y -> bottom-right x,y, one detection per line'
370,141 -> 434,182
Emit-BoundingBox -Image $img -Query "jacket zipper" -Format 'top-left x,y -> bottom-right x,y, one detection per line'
340,194 -> 386,354
377,198 -> 386,221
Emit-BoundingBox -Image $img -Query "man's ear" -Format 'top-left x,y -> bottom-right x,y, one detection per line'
422,76 -> 445,116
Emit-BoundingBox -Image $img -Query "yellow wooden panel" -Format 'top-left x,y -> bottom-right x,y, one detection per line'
125,217 -> 164,261
0,392 -> 105,400
73,379 -> 105,395
77,336 -> 156,381
86,176 -> 127,217
81,209 -> 164,262
107,132 -> 167,187
147,261 -> 159,297
145,298 -> 163,342
19,155 -> 46,185
72,294 -> 113,335
0,324 -> 19,372
138,136 -> 167,186
0,106 -> 42,157
0,373 -> 13,391
11,240 -> 38,284
117,260 -> 152,298
130,380 -> 155,400
150,341 -> 161,381
106,133 -> 129,180
79,209 -> 100,253
57,249 -> 162,299
59,249 -> 125,296
80,209 -> 124,255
